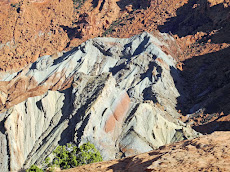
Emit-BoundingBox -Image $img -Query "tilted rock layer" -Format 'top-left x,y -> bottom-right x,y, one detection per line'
0,32 -> 199,171
0,0 -> 229,171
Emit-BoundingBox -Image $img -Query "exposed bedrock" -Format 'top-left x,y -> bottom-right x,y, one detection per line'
0,32 -> 200,171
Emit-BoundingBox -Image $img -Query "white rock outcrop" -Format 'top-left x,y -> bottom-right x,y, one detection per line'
0,32 -> 199,171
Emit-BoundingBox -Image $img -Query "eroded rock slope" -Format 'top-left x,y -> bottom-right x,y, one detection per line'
0,32 -> 199,171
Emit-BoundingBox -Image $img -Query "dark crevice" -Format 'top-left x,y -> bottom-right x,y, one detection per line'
116,0 -> 151,10
0,117 -> 11,171
99,0 -> 105,11
143,86 -> 157,103
92,41 -> 113,56
110,62 -> 126,76
193,121 -> 230,134
133,36 -> 150,56
16,7 -> 20,13
92,0 -> 99,8
140,61 -> 162,83
121,35 -> 151,58
124,104 -> 139,124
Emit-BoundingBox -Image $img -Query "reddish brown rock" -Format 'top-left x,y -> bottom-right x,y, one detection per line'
0,70 -> 74,112
1,0 -> 229,72
104,92 -> 130,133
61,131 -> 230,172
0,0 -> 73,71
68,0 -> 121,48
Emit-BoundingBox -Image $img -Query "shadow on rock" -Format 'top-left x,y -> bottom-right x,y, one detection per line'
162,0 -> 230,134
180,47 -> 230,115
170,47 -> 230,133
158,0 -> 230,44
107,154 -> 162,171
193,121 -> 230,134
60,25 -> 82,40
116,0 -> 151,10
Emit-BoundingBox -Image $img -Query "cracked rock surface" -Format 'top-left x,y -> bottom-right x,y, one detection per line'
0,32 -> 199,171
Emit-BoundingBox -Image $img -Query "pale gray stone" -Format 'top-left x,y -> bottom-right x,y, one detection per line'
0,32 -> 201,171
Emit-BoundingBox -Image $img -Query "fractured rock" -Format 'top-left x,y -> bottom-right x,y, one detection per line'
0,32 -> 200,171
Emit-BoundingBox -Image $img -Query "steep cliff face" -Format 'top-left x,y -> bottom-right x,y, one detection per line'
0,31 -> 181,113
2,90 -> 70,171
0,32 -> 199,171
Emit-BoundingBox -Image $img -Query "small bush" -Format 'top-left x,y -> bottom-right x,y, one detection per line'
52,142 -> 102,169
72,0 -> 86,9
27,142 -> 102,171
26,165 -> 43,172
75,142 -> 103,165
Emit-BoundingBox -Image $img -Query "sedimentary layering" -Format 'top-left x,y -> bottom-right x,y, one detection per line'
0,32 -> 199,171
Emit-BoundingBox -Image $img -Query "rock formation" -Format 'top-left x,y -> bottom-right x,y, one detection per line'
1,0 -> 229,72
0,0 -> 230,171
0,32 -> 199,171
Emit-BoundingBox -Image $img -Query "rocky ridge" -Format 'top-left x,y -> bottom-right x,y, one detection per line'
0,0 -> 229,171
1,0 -> 229,71
0,32 -> 199,171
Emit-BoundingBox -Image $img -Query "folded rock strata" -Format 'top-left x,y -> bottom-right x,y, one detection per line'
0,32 -> 200,171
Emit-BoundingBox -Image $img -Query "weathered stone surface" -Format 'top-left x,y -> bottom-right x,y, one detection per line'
0,127 -> 8,172
3,90 -> 69,170
0,32 -> 200,171
0,31 -> 181,113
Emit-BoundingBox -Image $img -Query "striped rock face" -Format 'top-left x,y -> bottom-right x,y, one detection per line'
0,32 -> 200,171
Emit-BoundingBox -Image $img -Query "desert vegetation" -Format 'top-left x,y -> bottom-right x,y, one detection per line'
27,142 -> 102,172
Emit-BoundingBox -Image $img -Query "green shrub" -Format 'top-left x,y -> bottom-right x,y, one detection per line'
72,0 -> 86,9
27,142 -> 102,171
26,165 -> 43,172
52,142 -> 102,169
76,142 -> 103,165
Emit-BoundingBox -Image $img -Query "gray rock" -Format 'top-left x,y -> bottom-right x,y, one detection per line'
0,32 -> 201,171
0,127 -> 8,172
